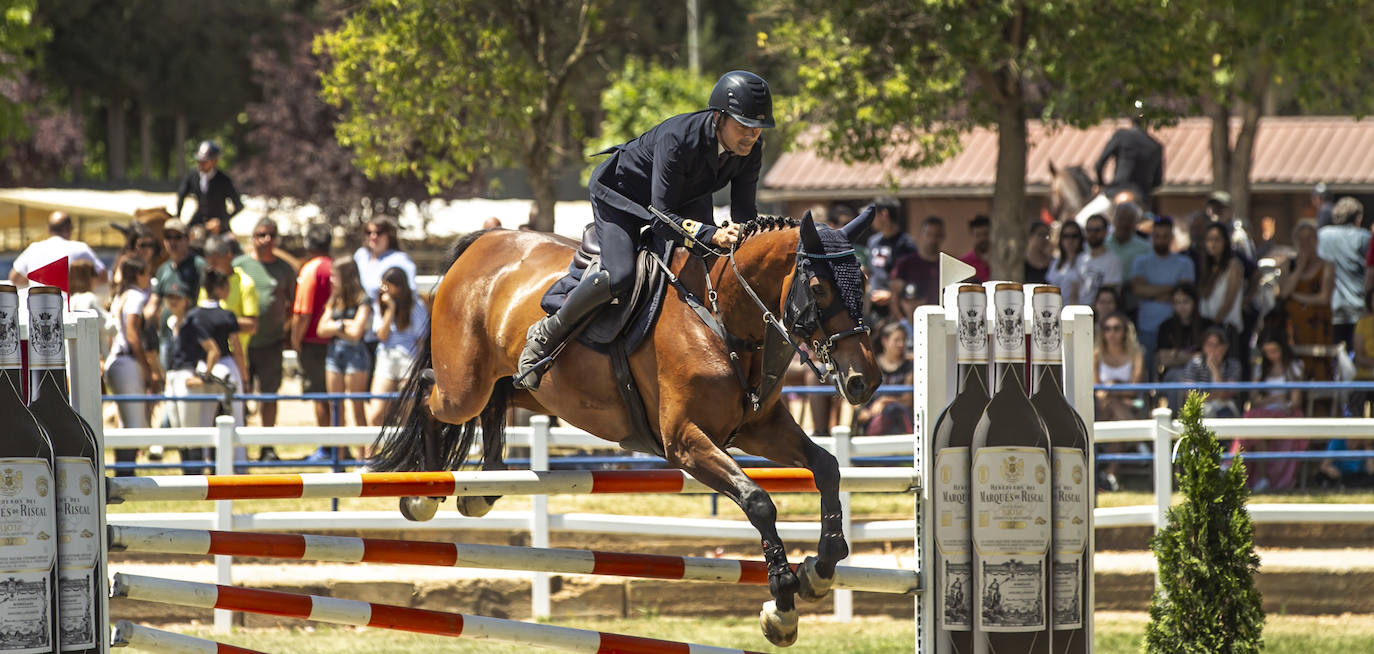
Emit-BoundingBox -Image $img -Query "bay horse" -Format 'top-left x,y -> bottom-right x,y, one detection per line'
370,213 -> 881,647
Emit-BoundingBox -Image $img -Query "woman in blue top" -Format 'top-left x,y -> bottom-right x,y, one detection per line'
368,266 -> 429,427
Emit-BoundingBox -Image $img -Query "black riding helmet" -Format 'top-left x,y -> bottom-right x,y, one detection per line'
195,140 -> 222,162
708,71 -> 775,129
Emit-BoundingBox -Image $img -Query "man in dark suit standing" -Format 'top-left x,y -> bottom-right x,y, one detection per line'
176,140 -> 244,233
515,70 -> 774,390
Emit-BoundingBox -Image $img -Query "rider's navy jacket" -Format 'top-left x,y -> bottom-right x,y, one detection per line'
589,109 -> 762,252
1095,126 -> 1164,203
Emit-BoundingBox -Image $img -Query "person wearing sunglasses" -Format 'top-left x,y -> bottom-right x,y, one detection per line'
144,219 -> 208,374
353,216 -> 417,374
234,218 -> 298,461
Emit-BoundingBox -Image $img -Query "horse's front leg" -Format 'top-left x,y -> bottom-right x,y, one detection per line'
665,422 -> 801,647
731,404 -> 848,604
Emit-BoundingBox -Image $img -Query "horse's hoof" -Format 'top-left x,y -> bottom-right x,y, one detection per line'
456,495 -> 495,518
796,555 -> 834,603
759,600 -> 799,647
399,496 -> 442,522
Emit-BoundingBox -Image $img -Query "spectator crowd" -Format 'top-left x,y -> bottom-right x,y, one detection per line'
798,187 -> 1374,492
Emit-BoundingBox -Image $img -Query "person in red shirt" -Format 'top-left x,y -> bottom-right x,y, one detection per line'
291,224 -> 334,428
958,214 -> 991,283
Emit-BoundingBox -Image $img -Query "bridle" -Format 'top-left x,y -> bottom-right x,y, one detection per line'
648,207 -> 870,411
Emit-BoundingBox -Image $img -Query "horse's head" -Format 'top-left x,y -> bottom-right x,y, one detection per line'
785,211 -> 881,405
1047,162 -> 1093,222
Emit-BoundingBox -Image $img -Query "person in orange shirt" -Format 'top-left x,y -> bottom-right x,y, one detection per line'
291,224 -> 333,429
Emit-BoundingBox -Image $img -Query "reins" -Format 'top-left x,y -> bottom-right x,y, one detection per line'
647,206 -> 868,412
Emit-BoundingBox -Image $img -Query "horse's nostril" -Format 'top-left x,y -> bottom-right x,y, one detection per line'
845,375 -> 867,399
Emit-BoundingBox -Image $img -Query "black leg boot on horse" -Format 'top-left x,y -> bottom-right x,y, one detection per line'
514,269 -> 614,391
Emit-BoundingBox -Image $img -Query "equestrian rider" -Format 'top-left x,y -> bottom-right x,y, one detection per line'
515,70 -> 775,390
176,140 -> 245,234
1094,101 -> 1164,212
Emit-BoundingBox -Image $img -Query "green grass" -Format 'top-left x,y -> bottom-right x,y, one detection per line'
151,613 -> 1374,654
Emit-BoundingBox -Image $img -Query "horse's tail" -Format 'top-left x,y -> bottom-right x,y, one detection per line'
369,229 -> 511,473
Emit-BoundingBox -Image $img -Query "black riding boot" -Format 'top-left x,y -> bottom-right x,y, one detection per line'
514,269 -> 613,390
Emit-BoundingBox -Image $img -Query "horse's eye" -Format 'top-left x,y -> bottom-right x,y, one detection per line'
810,279 -> 829,298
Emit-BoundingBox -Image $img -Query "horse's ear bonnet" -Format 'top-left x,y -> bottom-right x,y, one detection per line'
795,214 -> 868,327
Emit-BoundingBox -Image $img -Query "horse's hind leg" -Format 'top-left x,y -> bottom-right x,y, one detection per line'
731,404 -> 848,604
666,424 -> 801,647
438,378 -> 512,518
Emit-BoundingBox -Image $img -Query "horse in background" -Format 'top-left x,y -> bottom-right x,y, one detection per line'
1047,161 -> 1097,224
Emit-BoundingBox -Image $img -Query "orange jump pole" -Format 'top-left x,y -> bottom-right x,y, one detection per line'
108,525 -> 920,595
113,573 -> 767,654
106,468 -> 920,503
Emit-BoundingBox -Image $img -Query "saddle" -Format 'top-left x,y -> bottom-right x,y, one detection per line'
538,225 -> 672,456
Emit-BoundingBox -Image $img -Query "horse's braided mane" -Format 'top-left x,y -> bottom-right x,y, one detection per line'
733,214 -> 800,251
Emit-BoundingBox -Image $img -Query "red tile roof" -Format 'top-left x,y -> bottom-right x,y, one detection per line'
761,116 -> 1374,199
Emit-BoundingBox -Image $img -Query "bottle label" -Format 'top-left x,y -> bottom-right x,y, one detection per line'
1052,555 -> 1082,630
1052,447 -> 1088,630
955,293 -> 987,363
0,458 -> 55,653
56,458 -> 98,650
991,289 -> 1024,363
0,300 -> 19,369
59,569 -> 93,650
1029,293 -> 1062,365
26,294 -> 64,370
972,447 -> 1050,632
934,447 -> 971,630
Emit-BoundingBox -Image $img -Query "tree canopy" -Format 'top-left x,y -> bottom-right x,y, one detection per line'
317,0 -> 629,232
0,0 -> 50,145
764,0 -> 1175,278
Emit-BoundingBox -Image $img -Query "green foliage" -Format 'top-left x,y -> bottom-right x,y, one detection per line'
763,0 -> 1169,169
316,0 -> 620,230
1146,392 -> 1264,654
760,0 -> 1177,278
0,0 -> 50,143
584,58 -> 712,180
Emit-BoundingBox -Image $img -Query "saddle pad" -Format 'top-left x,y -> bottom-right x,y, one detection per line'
538,236 -> 671,355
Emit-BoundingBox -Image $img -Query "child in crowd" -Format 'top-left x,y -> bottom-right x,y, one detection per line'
317,257 -> 372,435
162,278 -> 219,471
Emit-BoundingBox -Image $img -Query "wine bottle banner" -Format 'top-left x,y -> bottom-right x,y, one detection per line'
1029,290 -> 1062,366
25,290 -> 64,370
956,290 -> 988,363
0,291 -> 19,369
26,286 -> 102,653
991,288 -> 1025,363
0,284 -> 59,654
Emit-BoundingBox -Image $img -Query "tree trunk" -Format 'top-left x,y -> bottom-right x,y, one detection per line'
139,104 -> 154,181
1206,101 -> 1230,193
107,93 -> 128,182
174,111 -> 188,178
990,91 -> 1028,281
1228,99 -> 1262,232
526,154 -> 557,233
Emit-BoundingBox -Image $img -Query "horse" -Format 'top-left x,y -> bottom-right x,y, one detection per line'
1047,161 -> 1097,225
369,213 -> 881,647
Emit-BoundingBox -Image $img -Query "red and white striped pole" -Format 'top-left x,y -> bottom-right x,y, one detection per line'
106,468 -> 920,503
113,573 -> 766,654
109,525 -> 920,595
111,620 -> 267,654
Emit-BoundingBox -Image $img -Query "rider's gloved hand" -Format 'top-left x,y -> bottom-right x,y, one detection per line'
711,222 -> 741,248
